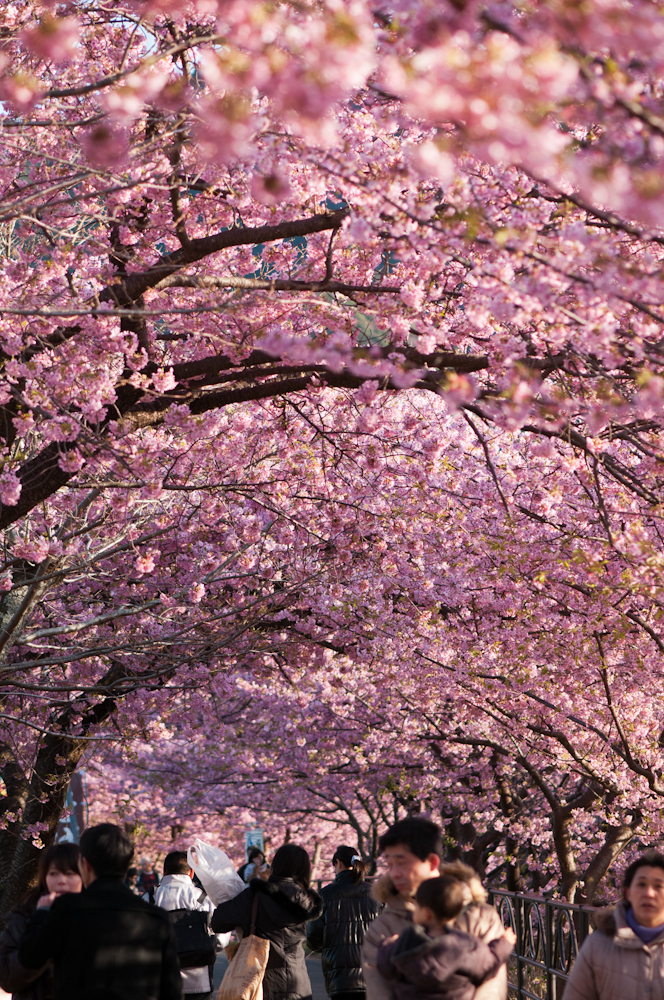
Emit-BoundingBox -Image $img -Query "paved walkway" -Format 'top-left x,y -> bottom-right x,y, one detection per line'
213,953 -> 327,1000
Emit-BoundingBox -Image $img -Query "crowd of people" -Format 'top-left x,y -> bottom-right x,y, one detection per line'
0,816 -> 663,999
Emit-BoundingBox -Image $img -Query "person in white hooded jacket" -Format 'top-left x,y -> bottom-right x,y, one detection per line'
151,851 -> 231,1000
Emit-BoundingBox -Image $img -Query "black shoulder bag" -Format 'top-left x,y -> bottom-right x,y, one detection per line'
167,907 -> 217,969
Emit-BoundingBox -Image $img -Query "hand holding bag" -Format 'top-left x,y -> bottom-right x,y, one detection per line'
216,893 -> 270,1000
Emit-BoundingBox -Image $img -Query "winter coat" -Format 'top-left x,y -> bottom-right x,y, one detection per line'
307,870 -> 383,996
18,875 -> 183,1000
154,873 -> 231,995
211,876 -> 323,1000
363,876 -> 416,1000
363,878 -> 507,1000
454,904 -> 508,1000
377,924 -> 513,1000
0,907 -> 51,1000
563,900 -> 664,1000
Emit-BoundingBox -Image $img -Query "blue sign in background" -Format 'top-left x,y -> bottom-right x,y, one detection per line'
244,827 -> 264,860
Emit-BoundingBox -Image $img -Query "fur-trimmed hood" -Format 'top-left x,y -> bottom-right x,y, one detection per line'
371,874 -> 416,912
592,905 -> 619,937
250,876 -> 323,922
590,900 -> 664,947
370,870 -> 485,909
371,874 -> 401,905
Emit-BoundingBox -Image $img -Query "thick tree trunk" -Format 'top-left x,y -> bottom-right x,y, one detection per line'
494,768 -> 525,892
0,747 -> 30,884
0,559 -> 54,661
0,740 -> 85,917
0,664 -> 126,917
552,812 -> 579,902
578,817 -> 641,903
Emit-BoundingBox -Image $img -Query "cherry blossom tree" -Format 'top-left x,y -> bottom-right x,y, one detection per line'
84,393 -> 664,902
3,0 -> 664,911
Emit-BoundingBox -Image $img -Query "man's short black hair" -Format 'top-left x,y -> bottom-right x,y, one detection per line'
623,851 -> 664,891
378,817 -> 443,861
80,823 -> 135,878
163,850 -> 190,876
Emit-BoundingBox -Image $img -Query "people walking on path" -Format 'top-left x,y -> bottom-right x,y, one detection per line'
211,842 -> 323,1000
239,848 -> 266,884
153,850 -> 230,1000
0,842 -> 82,1000
137,856 -> 162,903
563,851 -> 664,1000
377,875 -> 514,1000
307,845 -> 382,1000
362,819 -> 507,1000
18,823 -> 182,1000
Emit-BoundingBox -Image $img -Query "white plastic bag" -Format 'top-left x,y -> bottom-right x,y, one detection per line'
187,839 -> 245,906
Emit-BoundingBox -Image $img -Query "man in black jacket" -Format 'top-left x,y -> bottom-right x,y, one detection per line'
19,822 -> 183,1000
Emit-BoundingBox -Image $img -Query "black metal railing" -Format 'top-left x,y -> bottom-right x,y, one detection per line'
488,889 -> 594,1000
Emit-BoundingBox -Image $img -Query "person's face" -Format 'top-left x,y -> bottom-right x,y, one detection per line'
45,865 -> 83,895
382,845 -> 440,897
626,866 -> 664,927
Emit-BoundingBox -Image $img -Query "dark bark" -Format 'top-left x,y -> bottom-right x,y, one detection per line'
0,443 -> 74,529
0,736 -> 88,918
0,746 -> 30,884
102,210 -> 350,305
0,200 -> 500,531
0,349 -> 488,529
494,768 -> 525,892
0,560 -> 55,660
0,663 -> 127,916
579,816 -> 641,904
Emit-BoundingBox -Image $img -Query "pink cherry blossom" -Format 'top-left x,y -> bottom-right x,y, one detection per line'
5,0 -> 664,914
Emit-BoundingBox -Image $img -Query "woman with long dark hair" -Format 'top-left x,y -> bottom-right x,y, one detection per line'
211,843 -> 323,1000
307,846 -> 382,1000
0,842 -> 82,1000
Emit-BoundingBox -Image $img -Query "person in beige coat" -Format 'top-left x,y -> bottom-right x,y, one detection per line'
454,889 -> 509,1000
362,819 -> 507,1000
563,851 -> 664,1000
